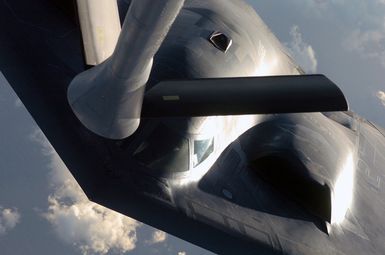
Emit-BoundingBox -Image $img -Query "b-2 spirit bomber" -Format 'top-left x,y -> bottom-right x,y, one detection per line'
1,0 -> 385,254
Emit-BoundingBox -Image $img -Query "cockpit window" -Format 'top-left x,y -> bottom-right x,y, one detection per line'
133,124 -> 189,173
193,138 -> 214,167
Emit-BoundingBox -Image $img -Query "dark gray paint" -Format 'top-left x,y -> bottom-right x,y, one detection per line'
142,75 -> 348,117
1,0 -> 385,254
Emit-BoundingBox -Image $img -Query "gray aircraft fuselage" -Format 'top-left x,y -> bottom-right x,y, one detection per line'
1,0 -> 385,254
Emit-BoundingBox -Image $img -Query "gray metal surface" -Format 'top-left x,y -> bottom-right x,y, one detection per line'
76,0 -> 121,65
1,0 -> 385,254
68,0 -> 185,139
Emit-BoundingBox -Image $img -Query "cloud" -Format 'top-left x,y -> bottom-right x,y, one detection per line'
44,196 -> 139,255
344,26 -> 385,67
0,207 -> 20,235
376,90 -> 385,106
30,130 -> 141,255
146,230 -> 167,245
254,0 -> 385,68
285,25 -> 318,73
302,0 -> 385,68
177,252 -> 186,255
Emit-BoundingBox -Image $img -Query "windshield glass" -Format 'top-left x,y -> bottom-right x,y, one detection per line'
133,124 -> 189,173
193,138 -> 214,167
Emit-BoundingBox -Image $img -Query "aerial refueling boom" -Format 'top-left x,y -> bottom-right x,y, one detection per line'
68,0 -> 185,139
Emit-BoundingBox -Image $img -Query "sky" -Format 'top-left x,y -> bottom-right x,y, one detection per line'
1,0 -> 385,254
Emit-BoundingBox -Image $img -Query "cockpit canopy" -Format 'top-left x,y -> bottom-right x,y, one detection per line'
133,122 -> 215,174
133,123 -> 190,173
193,138 -> 214,167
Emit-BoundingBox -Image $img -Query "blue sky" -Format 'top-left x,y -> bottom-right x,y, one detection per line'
1,1 -> 385,254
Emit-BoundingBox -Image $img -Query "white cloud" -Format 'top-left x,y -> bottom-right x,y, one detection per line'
44,196 -> 139,255
344,26 -> 385,67
258,0 -> 385,68
285,25 -> 318,73
146,229 -> 167,245
30,130 -> 141,255
0,207 -> 20,235
305,0 -> 385,68
178,252 -> 186,255
376,90 -> 385,106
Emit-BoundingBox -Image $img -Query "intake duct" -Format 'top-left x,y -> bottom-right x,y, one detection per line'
67,0 -> 185,139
